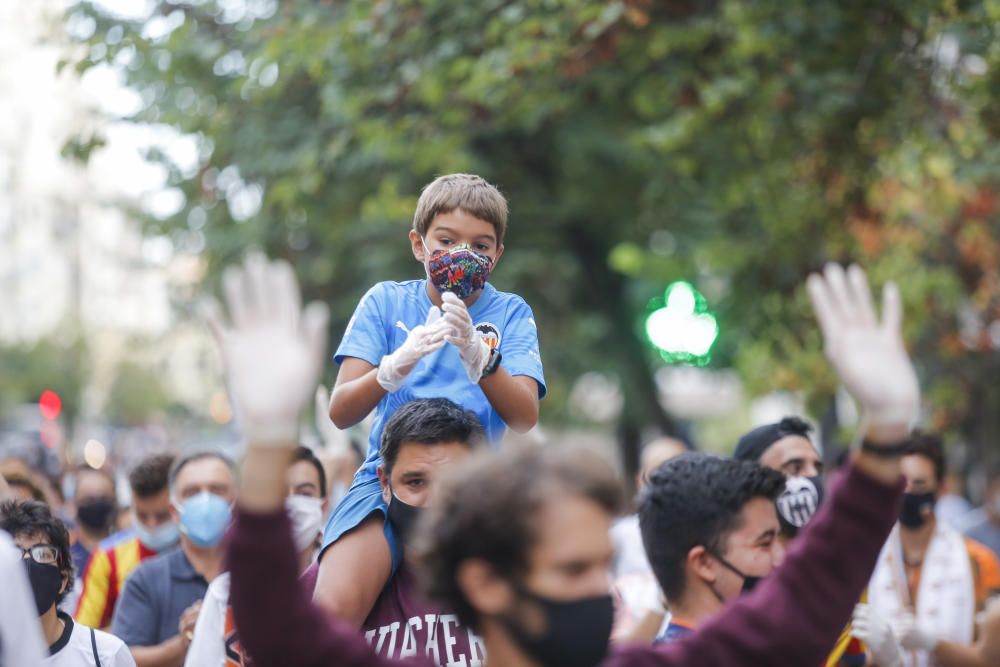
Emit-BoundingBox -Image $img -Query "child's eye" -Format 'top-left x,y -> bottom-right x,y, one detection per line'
439,238 -> 453,246
475,244 -> 489,252
407,479 -> 425,488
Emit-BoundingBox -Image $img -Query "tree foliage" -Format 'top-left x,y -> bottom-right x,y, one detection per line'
67,0 -> 1000,468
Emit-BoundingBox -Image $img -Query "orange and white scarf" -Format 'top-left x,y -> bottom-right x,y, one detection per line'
869,524 -> 974,667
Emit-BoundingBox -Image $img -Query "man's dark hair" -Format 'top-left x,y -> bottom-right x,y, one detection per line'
168,451 -> 236,492
414,444 -> 622,630
292,446 -> 327,498
638,453 -> 786,602
129,454 -> 175,499
0,500 -> 74,603
734,416 -> 814,462
379,398 -> 485,476
906,431 -> 946,486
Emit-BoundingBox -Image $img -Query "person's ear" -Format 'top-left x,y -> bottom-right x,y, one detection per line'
489,243 -> 504,273
456,558 -> 515,618
409,230 -> 426,263
377,465 -> 391,505
687,545 -> 718,585
168,497 -> 181,523
59,570 -> 70,596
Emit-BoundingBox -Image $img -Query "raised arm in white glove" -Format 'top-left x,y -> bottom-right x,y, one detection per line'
852,603 -> 902,667
376,306 -> 448,392
206,253 -> 329,446
441,291 -> 491,383
807,263 -> 919,429
896,612 -> 939,653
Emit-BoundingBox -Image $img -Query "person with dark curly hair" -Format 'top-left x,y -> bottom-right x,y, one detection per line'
638,454 -> 786,643
1,499 -> 135,665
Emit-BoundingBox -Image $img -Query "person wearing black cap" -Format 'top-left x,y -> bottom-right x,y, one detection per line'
734,418 -> 900,667
734,417 -> 825,539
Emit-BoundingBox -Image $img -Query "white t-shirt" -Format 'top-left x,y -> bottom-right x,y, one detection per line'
0,530 -> 46,667
45,612 -> 135,667
183,572 -> 230,667
610,514 -> 652,579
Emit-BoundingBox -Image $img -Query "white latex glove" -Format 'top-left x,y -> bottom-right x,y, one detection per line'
852,603 -> 902,667
376,306 -> 448,392
895,612 -> 939,653
441,291 -> 491,383
806,263 -> 919,428
204,253 -> 329,445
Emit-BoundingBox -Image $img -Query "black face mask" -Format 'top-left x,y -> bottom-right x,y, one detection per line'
776,475 -> 825,535
76,497 -> 116,532
899,491 -> 936,529
386,492 -> 424,544
500,585 -> 614,667
710,551 -> 762,600
24,559 -> 63,616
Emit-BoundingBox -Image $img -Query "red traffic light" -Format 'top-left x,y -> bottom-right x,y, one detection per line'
39,390 -> 62,420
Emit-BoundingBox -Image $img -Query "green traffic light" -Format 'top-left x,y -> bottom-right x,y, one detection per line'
645,281 -> 719,365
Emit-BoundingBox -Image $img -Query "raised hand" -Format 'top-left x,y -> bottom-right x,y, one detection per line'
314,385 -> 352,453
205,253 -> 329,446
376,306 -> 449,392
806,263 -> 919,429
441,291 -> 491,383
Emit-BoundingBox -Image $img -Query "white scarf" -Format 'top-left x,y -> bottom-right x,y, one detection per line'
869,524 -> 975,667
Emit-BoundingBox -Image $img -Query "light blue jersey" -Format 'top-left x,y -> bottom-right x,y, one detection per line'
336,279 -> 546,474
321,280 -> 545,568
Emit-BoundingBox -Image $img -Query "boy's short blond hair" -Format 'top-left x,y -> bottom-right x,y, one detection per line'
413,174 -> 508,243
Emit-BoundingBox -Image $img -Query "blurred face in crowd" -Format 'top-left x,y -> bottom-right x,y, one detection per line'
14,531 -> 69,614
287,460 -> 323,500
901,454 -> 940,499
759,435 -> 823,478
701,497 -> 784,602
133,487 -> 172,532
10,480 -> 40,504
75,468 -> 115,504
172,458 -> 236,504
637,438 -> 687,491
378,441 -> 472,509
521,493 -> 614,603
74,468 -> 117,533
169,456 -> 236,529
987,476 -> 1000,522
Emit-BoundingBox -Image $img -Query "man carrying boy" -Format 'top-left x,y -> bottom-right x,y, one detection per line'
315,173 -> 546,624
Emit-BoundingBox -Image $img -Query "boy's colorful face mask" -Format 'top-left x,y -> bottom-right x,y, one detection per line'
425,242 -> 493,299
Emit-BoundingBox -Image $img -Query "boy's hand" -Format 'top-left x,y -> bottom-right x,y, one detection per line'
806,263 -> 919,430
376,306 -> 448,392
441,292 -> 492,383
205,253 -> 329,446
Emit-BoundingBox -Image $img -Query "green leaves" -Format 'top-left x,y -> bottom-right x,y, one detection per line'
63,0 -> 1000,454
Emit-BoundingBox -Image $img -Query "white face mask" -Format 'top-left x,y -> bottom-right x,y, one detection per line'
285,495 -> 325,553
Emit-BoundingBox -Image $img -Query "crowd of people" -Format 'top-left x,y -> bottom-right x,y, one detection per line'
2,173 -> 1000,666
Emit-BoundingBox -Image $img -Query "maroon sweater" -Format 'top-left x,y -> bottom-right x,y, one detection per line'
229,462 -> 902,667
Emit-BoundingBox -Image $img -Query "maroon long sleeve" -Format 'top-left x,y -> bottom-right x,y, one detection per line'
607,461 -> 904,666
229,460 -> 901,667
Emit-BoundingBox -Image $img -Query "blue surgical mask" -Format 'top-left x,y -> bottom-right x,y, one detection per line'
176,492 -> 232,548
134,519 -> 180,552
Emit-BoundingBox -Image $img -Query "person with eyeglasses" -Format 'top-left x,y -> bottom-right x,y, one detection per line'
1,499 -> 135,666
